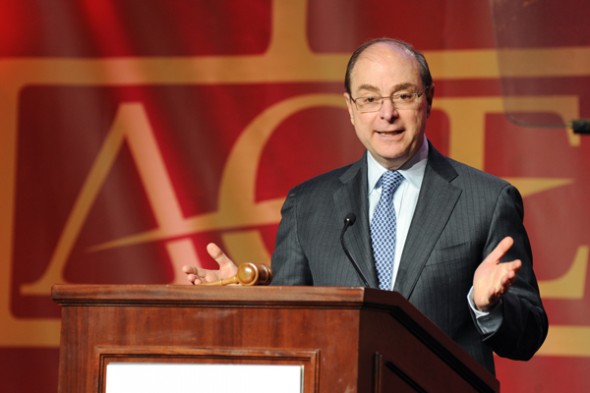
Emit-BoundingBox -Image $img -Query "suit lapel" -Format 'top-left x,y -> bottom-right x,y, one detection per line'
394,145 -> 462,298
332,154 -> 379,287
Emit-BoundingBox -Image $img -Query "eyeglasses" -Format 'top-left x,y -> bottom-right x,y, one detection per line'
350,87 -> 429,113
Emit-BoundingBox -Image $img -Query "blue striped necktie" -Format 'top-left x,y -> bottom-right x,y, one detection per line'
371,170 -> 405,290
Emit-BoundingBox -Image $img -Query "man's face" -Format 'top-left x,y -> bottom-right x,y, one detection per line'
344,43 -> 433,170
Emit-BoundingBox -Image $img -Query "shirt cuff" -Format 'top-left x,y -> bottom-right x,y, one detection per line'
467,286 -> 503,335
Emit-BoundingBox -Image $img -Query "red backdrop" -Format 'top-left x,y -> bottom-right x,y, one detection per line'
1,1 -> 589,392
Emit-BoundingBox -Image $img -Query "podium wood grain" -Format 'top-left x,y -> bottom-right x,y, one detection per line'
52,285 -> 499,393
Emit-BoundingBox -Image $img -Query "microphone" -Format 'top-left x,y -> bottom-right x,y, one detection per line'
340,213 -> 370,287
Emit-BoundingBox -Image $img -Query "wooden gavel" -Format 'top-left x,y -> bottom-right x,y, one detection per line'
200,262 -> 272,286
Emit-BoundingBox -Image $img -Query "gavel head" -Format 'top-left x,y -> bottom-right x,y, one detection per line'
236,262 -> 272,286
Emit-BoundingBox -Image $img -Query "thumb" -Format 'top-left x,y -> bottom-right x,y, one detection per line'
206,242 -> 235,268
484,236 -> 514,265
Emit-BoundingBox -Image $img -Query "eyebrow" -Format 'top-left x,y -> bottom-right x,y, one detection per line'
355,82 -> 418,95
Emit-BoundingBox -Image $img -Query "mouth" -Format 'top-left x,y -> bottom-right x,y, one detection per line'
375,129 -> 404,135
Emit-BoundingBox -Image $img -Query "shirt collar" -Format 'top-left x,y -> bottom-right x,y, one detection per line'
367,137 -> 429,193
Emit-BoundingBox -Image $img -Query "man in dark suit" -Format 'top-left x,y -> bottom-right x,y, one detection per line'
183,38 -> 548,374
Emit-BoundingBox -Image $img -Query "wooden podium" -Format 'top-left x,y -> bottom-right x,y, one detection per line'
52,285 -> 499,392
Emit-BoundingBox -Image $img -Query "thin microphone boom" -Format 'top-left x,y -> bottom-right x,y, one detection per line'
340,213 -> 370,287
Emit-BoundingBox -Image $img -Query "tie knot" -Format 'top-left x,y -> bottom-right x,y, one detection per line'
380,170 -> 404,193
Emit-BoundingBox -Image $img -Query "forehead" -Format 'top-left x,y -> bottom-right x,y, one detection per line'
350,43 -> 422,91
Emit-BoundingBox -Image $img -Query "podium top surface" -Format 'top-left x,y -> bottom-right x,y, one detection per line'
52,284 -> 407,309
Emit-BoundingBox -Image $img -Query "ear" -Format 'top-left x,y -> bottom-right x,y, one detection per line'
425,85 -> 435,118
343,93 -> 356,125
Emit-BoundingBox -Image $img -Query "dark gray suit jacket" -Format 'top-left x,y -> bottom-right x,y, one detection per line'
271,144 -> 548,374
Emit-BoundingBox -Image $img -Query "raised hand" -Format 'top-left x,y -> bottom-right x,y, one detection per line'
472,236 -> 522,311
182,243 -> 239,285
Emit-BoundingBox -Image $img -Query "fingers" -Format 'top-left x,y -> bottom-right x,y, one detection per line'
490,259 -> 522,301
182,243 -> 238,285
182,265 -> 197,275
182,264 -> 212,285
494,241 -> 522,291
501,259 -> 522,287
182,265 -> 196,284
473,238 -> 522,310
182,265 -> 201,285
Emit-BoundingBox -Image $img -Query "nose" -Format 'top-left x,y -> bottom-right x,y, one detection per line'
379,97 -> 399,122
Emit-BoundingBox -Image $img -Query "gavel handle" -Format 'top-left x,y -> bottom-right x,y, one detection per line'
200,276 -> 240,286
200,262 -> 272,286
